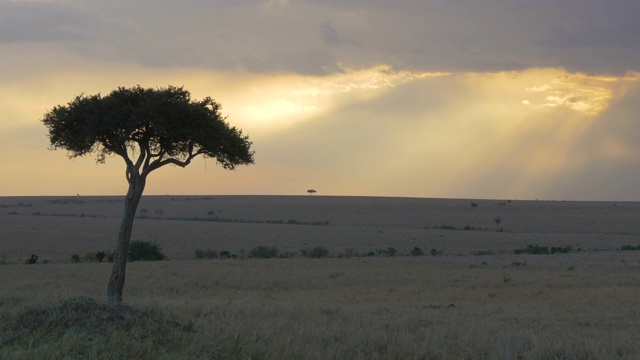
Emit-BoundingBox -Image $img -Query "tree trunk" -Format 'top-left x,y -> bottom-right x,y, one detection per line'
107,173 -> 146,304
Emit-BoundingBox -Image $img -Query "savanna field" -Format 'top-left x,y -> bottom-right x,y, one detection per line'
2,195 -> 640,359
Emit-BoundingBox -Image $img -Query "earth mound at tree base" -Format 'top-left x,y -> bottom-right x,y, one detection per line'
1,296 -> 191,349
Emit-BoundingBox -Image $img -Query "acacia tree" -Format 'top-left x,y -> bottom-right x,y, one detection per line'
43,85 -> 254,303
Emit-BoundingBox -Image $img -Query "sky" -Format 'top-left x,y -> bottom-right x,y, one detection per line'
1,0 -> 640,200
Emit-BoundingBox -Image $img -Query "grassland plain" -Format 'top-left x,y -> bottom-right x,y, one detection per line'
2,195 -> 640,359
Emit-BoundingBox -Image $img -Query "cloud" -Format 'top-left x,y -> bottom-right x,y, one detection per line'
249,68 -> 639,199
0,1 -> 99,43
1,0 -> 638,75
1,0 -> 640,201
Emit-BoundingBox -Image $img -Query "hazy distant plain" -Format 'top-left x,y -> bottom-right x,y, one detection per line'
2,195 -> 640,265
2,195 -> 640,358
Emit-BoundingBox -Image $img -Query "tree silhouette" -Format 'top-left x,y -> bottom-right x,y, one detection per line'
307,189 -> 317,195
43,85 -> 254,303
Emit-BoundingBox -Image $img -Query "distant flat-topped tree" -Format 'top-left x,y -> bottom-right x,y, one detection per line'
43,85 -> 254,304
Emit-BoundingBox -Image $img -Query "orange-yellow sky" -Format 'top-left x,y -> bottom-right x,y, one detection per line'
1,0 -> 640,200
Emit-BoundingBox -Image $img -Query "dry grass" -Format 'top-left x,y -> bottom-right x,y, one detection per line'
1,195 -> 640,359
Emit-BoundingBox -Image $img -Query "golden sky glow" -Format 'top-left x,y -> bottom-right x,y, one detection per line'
1,0 -> 640,200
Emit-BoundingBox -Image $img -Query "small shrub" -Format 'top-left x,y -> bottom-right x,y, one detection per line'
219,250 -> 234,259
515,244 -> 549,255
307,246 -> 330,258
470,202 -> 478,208
384,247 -> 397,257
410,247 -> 425,256
430,248 -> 442,257
550,246 -> 572,254
437,225 -> 456,230
25,254 -> 38,264
71,254 -> 80,263
96,251 -> 106,262
620,244 -> 640,251
344,249 -> 356,258
472,250 -> 493,256
249,246 -> 279,259
515,244 -> 572,255
128,240 -> 166,261
0,251 -> 7,265
207,210 -> 215,216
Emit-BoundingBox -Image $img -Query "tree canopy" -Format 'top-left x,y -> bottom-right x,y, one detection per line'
43,85 -> 254,174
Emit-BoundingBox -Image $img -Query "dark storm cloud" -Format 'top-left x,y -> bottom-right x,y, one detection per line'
3,0 -> 639,75
0,1 -> 99,43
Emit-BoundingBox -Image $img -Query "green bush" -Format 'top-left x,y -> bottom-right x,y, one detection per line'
384,247 -> 397,257
306,246 -> 330,258
430,248 -> 442,257
128,240 -> 166,262
25,254 -> 38,264
71,254 -> 80,263
472,250 -> 493,256
96,251 -> 106,262
514,244 -> 572,255
550,246 -> 572,254
410,247 -> 425,256
249,246 -> 279,259
620,244 -> 640,251
219,250 -> 236,259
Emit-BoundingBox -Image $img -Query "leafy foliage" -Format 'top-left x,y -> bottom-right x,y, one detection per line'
24,254 -> 38,264
42,85 -> 254,170
128,241 -> 166,262
249,246 -> 279,259
308,246 -> 330,258
514,244 -> 573,255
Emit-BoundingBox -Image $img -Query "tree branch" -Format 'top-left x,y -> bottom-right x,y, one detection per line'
143,148 -> 204,176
